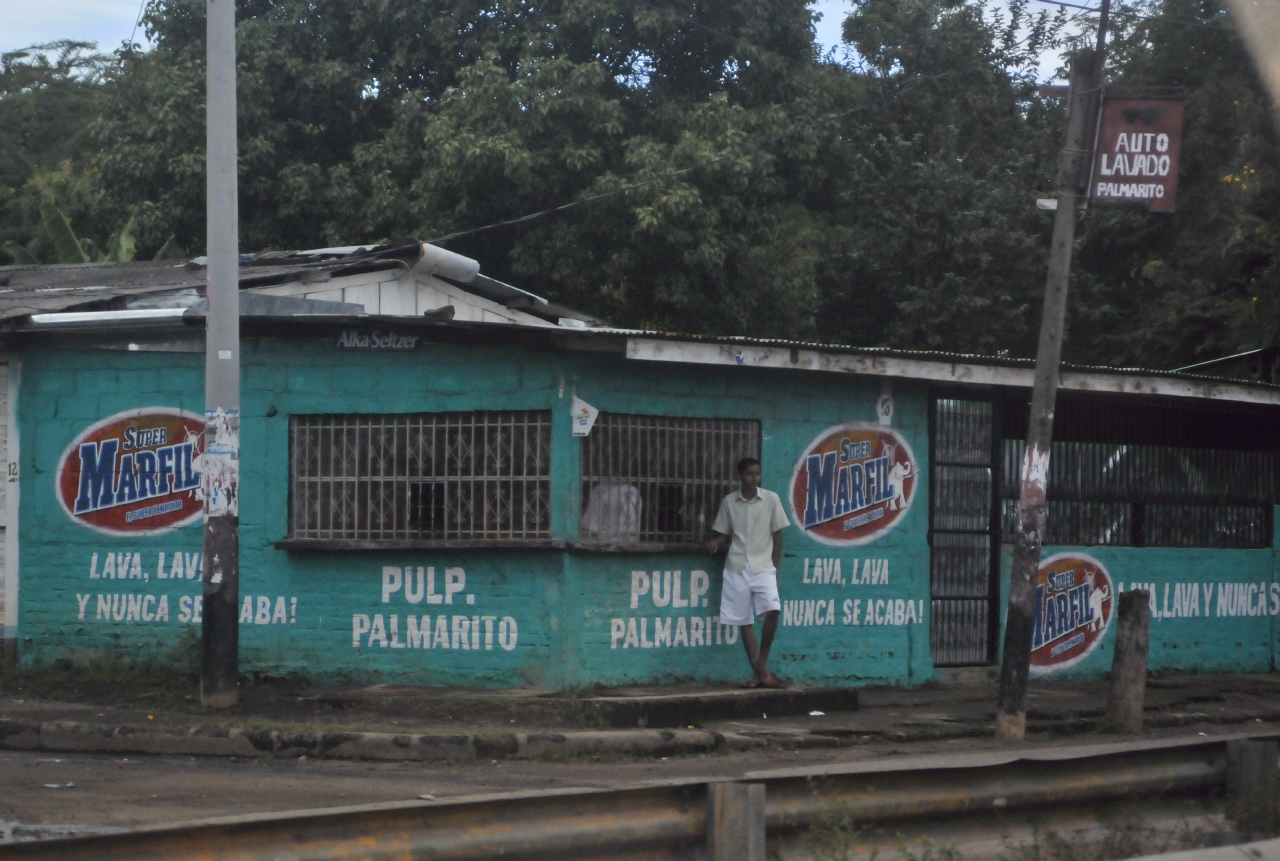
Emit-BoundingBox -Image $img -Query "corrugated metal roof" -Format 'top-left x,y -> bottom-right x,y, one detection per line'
4,250 -> 1270,392
0,243 -> 419,321
591,328 -> 1280,391
0,242 -> 608,327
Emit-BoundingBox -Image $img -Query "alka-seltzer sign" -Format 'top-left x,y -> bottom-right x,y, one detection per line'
56,408 -> 205,535
791,424 -> 917,546
332,329 -> 420,350
1090,92 -> 1184,213
1031,553 -> 1115,673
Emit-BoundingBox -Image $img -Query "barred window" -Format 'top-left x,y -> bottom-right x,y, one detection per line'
579,414 -> 760,545
289,412 -> 551,543
1000,441 -> 1274,548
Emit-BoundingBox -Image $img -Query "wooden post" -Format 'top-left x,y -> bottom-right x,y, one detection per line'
1227,739 -> 1279,837
1104,589 -> 1150,731
707,782 -> 766,861
995,48 -> 1101,741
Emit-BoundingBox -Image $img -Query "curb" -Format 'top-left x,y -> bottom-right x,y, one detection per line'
5,709 -> 1272,762
0,717 -> 898,762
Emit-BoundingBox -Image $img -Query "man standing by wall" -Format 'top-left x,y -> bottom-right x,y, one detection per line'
707,458 -> 790,688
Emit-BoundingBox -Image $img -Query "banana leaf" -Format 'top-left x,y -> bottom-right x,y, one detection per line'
153,235 -> 186,260
79,237 -> 104,262
39,200 -> 90,264
105,218 -> 138,262
2,241 -> 40,265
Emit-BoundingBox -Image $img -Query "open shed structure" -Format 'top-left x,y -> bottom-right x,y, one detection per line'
1,242 -> 1277,685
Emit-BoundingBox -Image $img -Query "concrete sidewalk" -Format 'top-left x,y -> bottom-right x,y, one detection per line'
2,671 -> 1278,762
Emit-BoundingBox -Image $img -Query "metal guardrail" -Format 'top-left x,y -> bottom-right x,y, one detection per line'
0,733 -> 1271,861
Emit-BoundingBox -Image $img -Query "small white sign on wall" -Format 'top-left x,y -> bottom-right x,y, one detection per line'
571,396 -> 599,436
876,383 -> 894,426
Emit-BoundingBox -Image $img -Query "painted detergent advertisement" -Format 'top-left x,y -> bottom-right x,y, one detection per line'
791,423 -> 917,545
1031,552 -> 1114,672
56,408 -> 205,535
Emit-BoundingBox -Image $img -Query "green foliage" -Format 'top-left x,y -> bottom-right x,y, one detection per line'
86,0 -> 1069,349
1066,0 -> 1280,369
2,240 -> 38,264
153,235 -> 185,260
39,198 -> 90,263
0,41 -> 112,259
2,0 -> 1275,371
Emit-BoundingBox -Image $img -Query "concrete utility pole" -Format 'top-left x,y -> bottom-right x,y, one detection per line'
201,0 -> 241,709
995,23 -> 1109,739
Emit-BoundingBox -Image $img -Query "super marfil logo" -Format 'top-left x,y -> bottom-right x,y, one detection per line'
790,423 -> 917,546
1031,553 -> 1115,672
56,408 -> 205,535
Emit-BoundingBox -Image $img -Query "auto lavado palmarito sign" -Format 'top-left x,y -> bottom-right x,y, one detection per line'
791,423 -> 917,545
56,408 -> 206,535
1031,552 -> 1115,672
1090,90 -> 1184,213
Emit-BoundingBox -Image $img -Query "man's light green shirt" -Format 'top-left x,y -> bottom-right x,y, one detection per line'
712,488 -> 791,575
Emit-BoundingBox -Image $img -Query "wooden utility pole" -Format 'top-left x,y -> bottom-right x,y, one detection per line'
995,27 -> 1109,739
201,0 -> 241,708
1104,589 -> 1151,731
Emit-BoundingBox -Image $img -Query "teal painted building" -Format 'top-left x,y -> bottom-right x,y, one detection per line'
2,244 -> 1278,687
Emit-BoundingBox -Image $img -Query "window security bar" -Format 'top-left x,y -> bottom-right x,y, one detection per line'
579,414 -> 761,545
289,411 -> 551,542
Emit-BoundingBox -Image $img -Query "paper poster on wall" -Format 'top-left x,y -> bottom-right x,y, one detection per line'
571,396 -> 599,437
1031,552 -> 1115,673
56,408 -> 206,535
202,408 -> 240,518
790,423 -> 917,546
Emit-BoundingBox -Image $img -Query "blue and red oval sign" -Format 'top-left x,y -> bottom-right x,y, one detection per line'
790,423 -> 917,545
1031,553 -> 1114,672
56,408 -> 205,535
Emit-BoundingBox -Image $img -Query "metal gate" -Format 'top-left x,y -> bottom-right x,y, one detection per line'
930,397 -> 1001,666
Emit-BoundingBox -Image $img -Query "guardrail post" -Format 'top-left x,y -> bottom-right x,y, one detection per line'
708,781 -> 766,861
1227,739 -> 1279,837
1104,589 -> 1150,732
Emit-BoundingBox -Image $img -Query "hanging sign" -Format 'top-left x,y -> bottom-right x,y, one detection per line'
790,423 -> 917,546
1090,91 -> 1184,213
571,396 -> 599,437
1031,552 -> 1115,672
56,408 -> 206,535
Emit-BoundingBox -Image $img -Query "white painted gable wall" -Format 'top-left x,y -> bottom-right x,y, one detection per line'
250,271 -> 558,326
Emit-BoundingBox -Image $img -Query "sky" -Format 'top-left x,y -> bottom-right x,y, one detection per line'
0,0 -> 149,55
0,0 -> 855,59
0,0 -> 1063,80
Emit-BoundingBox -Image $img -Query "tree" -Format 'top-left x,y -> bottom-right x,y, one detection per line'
0,41 -> 111,262
1067,0 -> 1280,369
91,0 -> 1074,345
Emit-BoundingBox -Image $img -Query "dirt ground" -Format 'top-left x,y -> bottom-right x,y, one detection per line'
4,670 -> 1280,738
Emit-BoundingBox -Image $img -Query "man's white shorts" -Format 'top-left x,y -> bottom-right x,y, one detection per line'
719,566 -> 781,626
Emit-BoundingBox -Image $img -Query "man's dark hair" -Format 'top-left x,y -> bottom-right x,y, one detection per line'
737,457 -> 761,474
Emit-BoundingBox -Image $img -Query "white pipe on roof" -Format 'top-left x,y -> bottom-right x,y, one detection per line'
29,309 -> 188,325
414,243 -> 481,283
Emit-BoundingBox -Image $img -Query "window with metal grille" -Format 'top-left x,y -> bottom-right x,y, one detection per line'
579,414 -> 761,545
930,399 -> 1000,667
289,412 -> 552,543
1000,441 -> 1275,548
